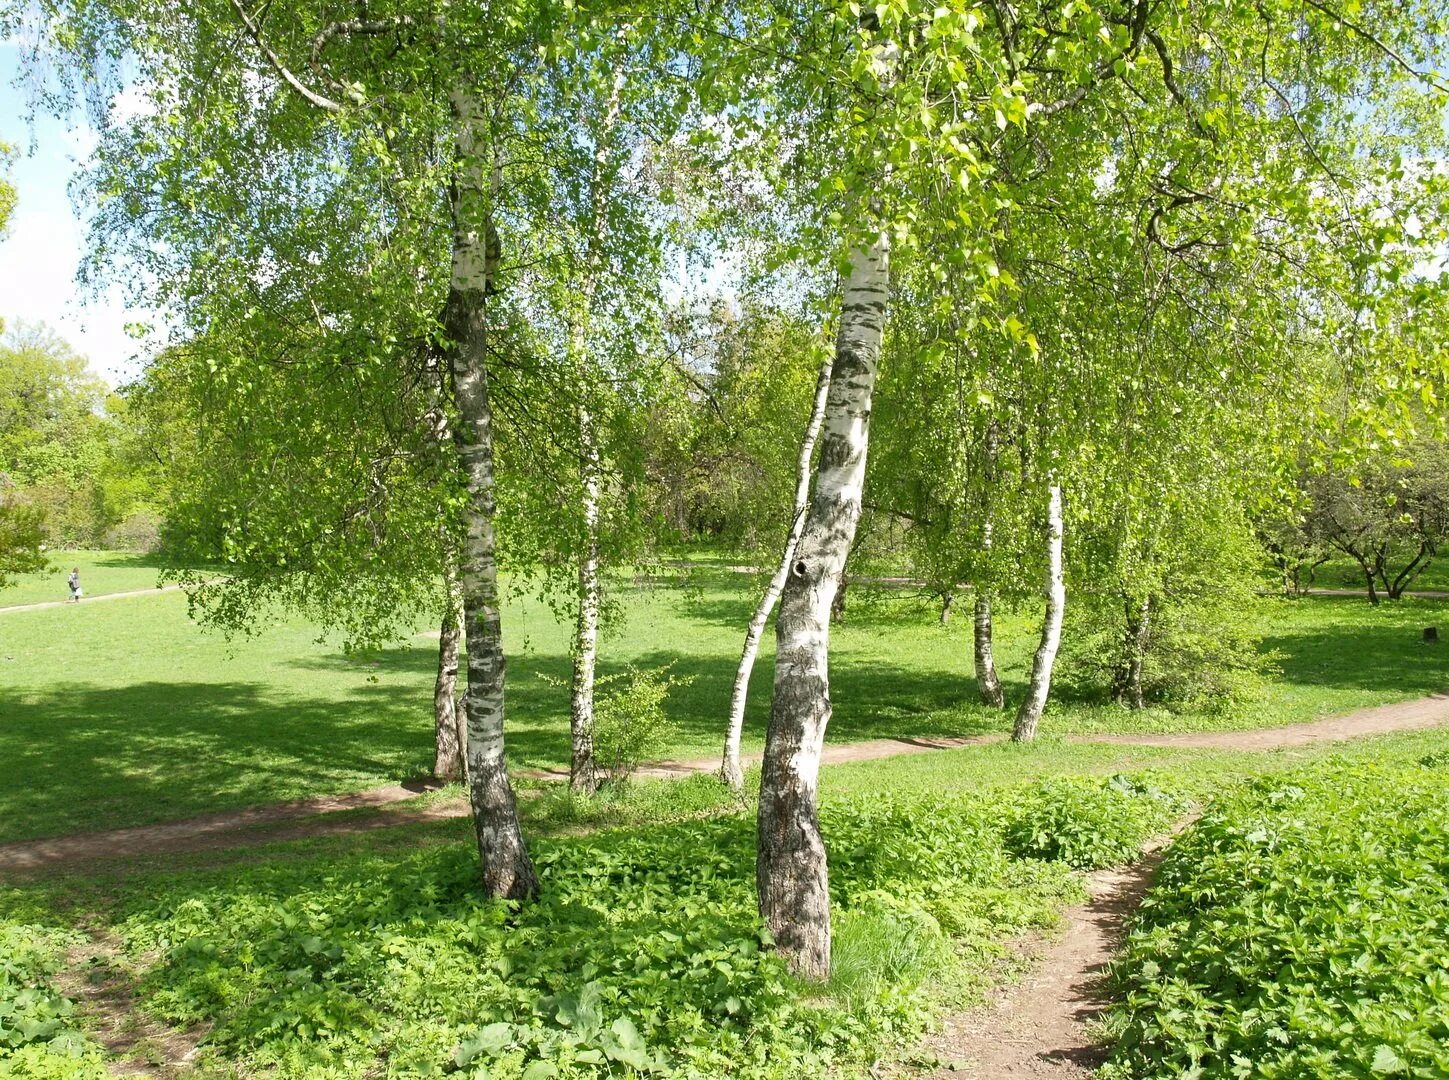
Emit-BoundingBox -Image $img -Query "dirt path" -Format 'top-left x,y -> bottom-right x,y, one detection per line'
53,929 -> 208,1077
5,690 -> 1448,876
0,584 -> 187,614
914,840 -> 1176,1078
1076,691 -> 1449,749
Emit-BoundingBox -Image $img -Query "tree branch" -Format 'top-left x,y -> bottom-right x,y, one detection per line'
227,0 -> 342,112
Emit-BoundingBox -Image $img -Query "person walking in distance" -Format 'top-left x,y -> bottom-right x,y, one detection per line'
67,567 -> 82,603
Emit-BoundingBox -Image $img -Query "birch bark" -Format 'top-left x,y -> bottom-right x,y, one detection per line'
757,233 -> 889,980
445,87 -> 537,899
721,351 -> 833,791
567,70 -> 625,794
1012,483 -> 1065,742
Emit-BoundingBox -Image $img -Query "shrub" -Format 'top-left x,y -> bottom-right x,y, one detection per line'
1102,759 -> 1449,1079
592,665 -> 692,782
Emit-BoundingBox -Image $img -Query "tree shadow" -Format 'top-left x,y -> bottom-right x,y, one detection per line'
1262,606 -> 1449,696
0,680 -> 435,844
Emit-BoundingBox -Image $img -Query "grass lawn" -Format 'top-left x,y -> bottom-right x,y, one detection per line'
1296,554 -> 1449,594
0,550 -> 181,607
2,558 -> 1448,845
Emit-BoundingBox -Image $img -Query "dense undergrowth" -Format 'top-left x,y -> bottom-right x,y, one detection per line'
57,775 -> 1181,1079
0,926 -> 106,1079
1102,757 -> 1449,1079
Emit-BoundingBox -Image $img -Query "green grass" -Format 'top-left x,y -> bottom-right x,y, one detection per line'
0,550 -> 180,608
1295,555 -> 1449,594
3,558 -> 1449,845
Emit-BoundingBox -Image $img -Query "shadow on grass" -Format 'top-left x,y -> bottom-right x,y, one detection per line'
1262,608 -> 1449,696
0,680 -> 435,844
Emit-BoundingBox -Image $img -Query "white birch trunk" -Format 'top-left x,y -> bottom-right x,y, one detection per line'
567,71 -> 625,794
721,351 -> 834,791
757,233 -> 889,981
973,592 -> 1005,708
570,437 -> 603,791
1013,483 -> 1065,742
445,87 -> 537,899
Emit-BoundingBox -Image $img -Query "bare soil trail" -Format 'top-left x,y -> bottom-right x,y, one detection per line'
4,691 -> 1448,876
912,840 -> 1176,1078
0,584 -> 187,614
53,929 -> 208,1077
1075,691 -> 1449,750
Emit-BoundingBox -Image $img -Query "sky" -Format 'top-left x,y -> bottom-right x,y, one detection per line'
0,40 -> 152,387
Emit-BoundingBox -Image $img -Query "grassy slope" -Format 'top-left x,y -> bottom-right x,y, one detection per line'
3,558 -> 1448,844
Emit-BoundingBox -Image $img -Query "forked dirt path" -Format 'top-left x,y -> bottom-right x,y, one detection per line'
4,692 -> 1448,876
0,584 -> 187,614
912,837 -> 1180,1079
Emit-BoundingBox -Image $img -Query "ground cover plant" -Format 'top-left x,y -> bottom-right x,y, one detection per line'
0,775 -> 1175,1079
1102,756 -> 1449,1079
0,925 -> 107,1079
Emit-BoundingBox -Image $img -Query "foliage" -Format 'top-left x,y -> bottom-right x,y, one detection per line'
1302,438 -> 1449,602
101,776 -> 1173,1077
0,322 -> 153,550
0,925 -> 106,1079
591,665 -> 693,782
1103,759 -> 1449,1079
1058,514 -> 1275,710
0,479 -> 46,593
1001,775 -> 1184,869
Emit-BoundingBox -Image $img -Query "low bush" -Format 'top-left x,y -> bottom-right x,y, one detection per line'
1002,775 -> 1184,869
1102,759 -> 1449,1079
107,775 -> 1176,1078
0,926 -> 106,1079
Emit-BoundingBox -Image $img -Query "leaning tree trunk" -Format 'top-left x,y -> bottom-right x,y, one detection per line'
973,591 -> 1005,708
432,585 -> 466,783
444,87 -> 538,900
722,351 -> 834,791
758,231 -> 889,981
1013,483 -> 1065,743
566,71 -> 625,795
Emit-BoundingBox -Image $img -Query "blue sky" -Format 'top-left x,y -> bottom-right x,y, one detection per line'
1,39 -> 150,386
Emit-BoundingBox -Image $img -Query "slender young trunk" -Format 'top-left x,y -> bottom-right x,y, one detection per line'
973,592 -> 1005,708
567,71 -> 625,795
1013,483 -> 1065,742
830,573 -> 848,623
939,590 -> 954,625
570,455 -> 603,791
758,233 -> 889,981
722,352 -> 834,791
445,88 -> 537,900
433,584 -> 466,782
